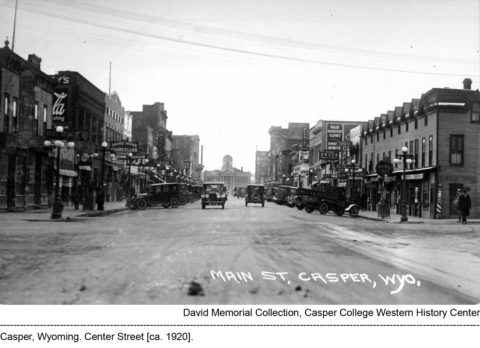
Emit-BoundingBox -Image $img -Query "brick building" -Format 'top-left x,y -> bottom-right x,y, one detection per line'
172,135 -> 202,181
255,150 -> 269,184
51,70 -> 107,210
361,78 -> 480,218
0,41 -> 56,210
268,123 -> 309,183
309,120 -> 366,187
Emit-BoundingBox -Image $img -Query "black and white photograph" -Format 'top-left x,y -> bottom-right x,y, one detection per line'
1,0 -> 480,327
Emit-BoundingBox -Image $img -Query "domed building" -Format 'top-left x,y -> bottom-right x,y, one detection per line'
203,155 -> 251,192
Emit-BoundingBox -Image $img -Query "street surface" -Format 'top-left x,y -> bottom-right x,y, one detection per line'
1,199 -> 479,304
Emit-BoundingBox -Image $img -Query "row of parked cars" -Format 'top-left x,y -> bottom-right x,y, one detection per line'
264,184 -> 360,217
127,182 -> 267,210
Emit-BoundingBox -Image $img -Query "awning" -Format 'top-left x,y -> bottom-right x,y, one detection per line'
319,180 -> 330,184
79,165 -> 91,171
59,169 -> 78,177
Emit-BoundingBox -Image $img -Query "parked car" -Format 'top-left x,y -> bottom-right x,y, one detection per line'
201,182 -> 227,209
303,186 -> 360,217
273,185 -> 296,205
245,184 -> 265,207
129,183 -> 188,210
188,185 -> 203,201
264,183 -> 280,202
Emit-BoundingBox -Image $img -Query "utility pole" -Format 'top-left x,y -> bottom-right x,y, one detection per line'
12,0 -> 19,52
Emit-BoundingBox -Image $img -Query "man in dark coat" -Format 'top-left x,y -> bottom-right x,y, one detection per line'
458,189 -> 471,224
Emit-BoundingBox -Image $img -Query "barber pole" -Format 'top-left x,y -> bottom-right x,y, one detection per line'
436,184 -> 443,219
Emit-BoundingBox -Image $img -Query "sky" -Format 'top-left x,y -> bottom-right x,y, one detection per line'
1,0 -> 479,173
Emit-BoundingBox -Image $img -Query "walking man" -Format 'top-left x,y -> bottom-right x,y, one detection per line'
458,189 -> 471,224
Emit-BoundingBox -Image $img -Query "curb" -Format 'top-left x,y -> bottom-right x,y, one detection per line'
75,207 -> 129,218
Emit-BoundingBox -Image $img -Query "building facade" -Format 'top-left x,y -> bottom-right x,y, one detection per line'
203,155 -> 251,191
268,123 -> 309,182
361,78 -> 480,218
255,150 -> 269,184
52,70 -> 108,210
309,120 -> 366,188
0,42 -> 55,210
172,135 -> 202,181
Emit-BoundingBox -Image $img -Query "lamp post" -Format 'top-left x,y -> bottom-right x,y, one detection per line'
127,152 -> 134,196
344,159 -> 356,200
97,141 -> 108,211
43,126 -> 74,219
394,146 -> 414,222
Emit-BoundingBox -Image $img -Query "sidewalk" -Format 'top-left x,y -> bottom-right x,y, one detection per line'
359,209 -> 480,224
1,201 -> 129,221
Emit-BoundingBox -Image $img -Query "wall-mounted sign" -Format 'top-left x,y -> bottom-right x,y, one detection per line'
319,151 -> 338,160
111,141 -> 138,156
52,88 -> 69,127
326,123 -> 343,151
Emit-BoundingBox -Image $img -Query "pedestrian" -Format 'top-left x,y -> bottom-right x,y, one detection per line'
453,188 -> 462,222
96,184 -> 105,211
458,189 -> 471,224
72,185 -> 81,210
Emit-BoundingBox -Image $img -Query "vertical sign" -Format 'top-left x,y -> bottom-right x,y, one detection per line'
326,123 -> 343,151
52,74 -> 70,129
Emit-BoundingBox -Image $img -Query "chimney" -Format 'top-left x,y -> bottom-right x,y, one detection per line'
463,78 -> 472,90
28,54 -> 42,69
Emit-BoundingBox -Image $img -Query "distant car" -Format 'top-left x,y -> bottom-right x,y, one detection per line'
129,183 -> 188,210
201,182 -> 227,209
245,184 -> 265,207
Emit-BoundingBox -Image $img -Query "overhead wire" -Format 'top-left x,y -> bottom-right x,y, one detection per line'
0,0 -> 476,78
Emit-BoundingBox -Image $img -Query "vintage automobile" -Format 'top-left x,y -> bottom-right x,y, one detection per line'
272,185 -> 296,205
303,186 -> 360,217
188,185 -> 203,201
286,187 -> 298,208
201,182 -> 227,209
129,183 -> 188,210
264,183 -> 280,202
245,184 -> 265,207
293,187 -> 316,210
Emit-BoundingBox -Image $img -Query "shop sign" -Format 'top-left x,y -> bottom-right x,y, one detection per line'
406,173 -> 423,180
319,151 -> 338,160
326,123 -> 343,151
111,141 -> 139,155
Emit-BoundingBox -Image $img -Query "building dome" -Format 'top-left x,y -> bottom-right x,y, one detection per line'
222,154 -> 233,171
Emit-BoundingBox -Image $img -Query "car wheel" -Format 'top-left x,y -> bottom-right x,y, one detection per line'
319,202 -> 329,215
136,199 -> 147,210
202,204 -> 205,209
349,206 -> 360,217
335,210 -> 345,216
305,206 -> 314,214
262,202 -> 264,207
129,201 -> 138,210
162,202 -> 170,208
171,197 -> 180,208
296,205 -> 304,210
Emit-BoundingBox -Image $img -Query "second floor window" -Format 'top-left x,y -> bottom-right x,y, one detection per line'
450,134 -> 464,165
428,135 -> 433,166
472,103 -> 480,122
12,99 -> 18,133
421,138 -> 426,167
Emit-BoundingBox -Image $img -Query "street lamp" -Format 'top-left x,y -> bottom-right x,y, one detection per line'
97,141 -> 108,211
43,126 -> 74,219
344,159 -> 357,199
394,146 -> 414,222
